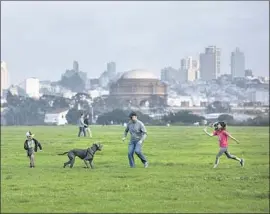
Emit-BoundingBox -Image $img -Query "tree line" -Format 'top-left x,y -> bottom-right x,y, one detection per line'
2,92 -> 268,126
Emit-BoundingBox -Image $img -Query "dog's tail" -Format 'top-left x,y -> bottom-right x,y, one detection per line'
58,152 -> 69,155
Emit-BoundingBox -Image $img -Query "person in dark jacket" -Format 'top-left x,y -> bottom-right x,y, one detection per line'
78,113 -> 87,137
24,131 -> 43,168
84,114 -> 92,138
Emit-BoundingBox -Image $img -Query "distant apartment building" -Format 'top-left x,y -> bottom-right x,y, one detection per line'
200,46 -> 221,81
107,62 -> 116,74
186,69 -> 197,82
23,78 -> 40,98
180,57 -> 199,82
1,61 -> 9,96
231,48 -> 245,78
245,69 -> 253,77
180,57 -> 192,70
73,60 -> 79,72
101,61 -> 117,83
160,67 -> 179,84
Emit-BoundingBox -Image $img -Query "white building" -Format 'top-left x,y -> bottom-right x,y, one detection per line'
1,61 -> 9,96
180,57 -> 200,82
167,95 -> 207,107
44,108 -> 69,125
23,78 -> 40,98
186,68 -> 197,82
88,88 -> 109,99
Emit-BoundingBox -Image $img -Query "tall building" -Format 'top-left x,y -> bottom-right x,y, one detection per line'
73,60 -> 79,72
180,57 -> 192,70
186,69 -> 197,82
180,57 -> 199,82
231,48 -> 245,78
107,62 -> 116,74
23,78 -> 40,98
106,62 -> 116,80
200,46 -> 221,81
1,61 -> 9,96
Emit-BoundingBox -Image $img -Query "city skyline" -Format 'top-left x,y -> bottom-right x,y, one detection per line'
1,1 -> 269,85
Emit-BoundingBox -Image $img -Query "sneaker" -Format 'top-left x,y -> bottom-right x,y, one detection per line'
144,162 -> 149,168
240,159 -> 245,167
213,164 -> 218,168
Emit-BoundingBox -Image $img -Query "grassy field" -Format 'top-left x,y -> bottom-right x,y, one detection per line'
1,125 -> 269,213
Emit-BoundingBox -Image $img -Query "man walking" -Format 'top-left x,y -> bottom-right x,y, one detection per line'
122,112 -> 149,168
78,113 -> 86,137
84,114 -> 92,138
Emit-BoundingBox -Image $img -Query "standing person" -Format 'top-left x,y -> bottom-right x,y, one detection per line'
78,113 -> 87,137
84,114 -> 92,138
204,121 -> 244,168
122,112 -> 149,168
23,131 -> 43,168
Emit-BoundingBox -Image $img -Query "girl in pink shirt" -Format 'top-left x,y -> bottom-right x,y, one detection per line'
204,121 -> 244,168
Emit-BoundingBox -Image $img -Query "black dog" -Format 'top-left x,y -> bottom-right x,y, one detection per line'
58,143 -> 103,169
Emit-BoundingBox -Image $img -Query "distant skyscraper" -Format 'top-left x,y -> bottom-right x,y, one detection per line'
200,46 -> 221,81
191,59 -> 200,81
186,69 -> 197,82
180,57 -> 192,70
1,61 -> 9,96
231,48 -> 245,78
180,57 -> 199,82
73,60 -> 79,72
106,62 -> 116,80
107,62 -> 116,74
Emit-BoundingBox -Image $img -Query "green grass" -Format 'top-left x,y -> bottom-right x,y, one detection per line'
1,125 -> 269,213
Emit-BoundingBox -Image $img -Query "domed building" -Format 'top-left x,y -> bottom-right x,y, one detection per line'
109,69 -> 168,107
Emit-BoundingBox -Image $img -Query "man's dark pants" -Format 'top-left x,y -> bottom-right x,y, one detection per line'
78,127 -> 86,137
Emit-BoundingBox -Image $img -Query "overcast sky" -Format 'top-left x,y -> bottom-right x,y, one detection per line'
1,1 -> 269,85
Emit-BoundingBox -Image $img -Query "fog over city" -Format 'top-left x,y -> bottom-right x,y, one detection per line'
1,1 -> 269,84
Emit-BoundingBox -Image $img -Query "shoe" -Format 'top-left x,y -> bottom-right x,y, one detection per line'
213,164 -> 218,168
240,159 -> 245,167
144,162 -> 149,168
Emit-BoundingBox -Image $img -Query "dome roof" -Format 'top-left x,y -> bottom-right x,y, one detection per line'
121,69 -> 158,80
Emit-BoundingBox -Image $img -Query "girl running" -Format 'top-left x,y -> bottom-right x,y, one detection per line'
204,121 -> 244,168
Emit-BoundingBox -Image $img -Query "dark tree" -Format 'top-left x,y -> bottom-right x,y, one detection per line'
59,73 -> 85,92
163,110 -> 205,124
218,114 -> 234,124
